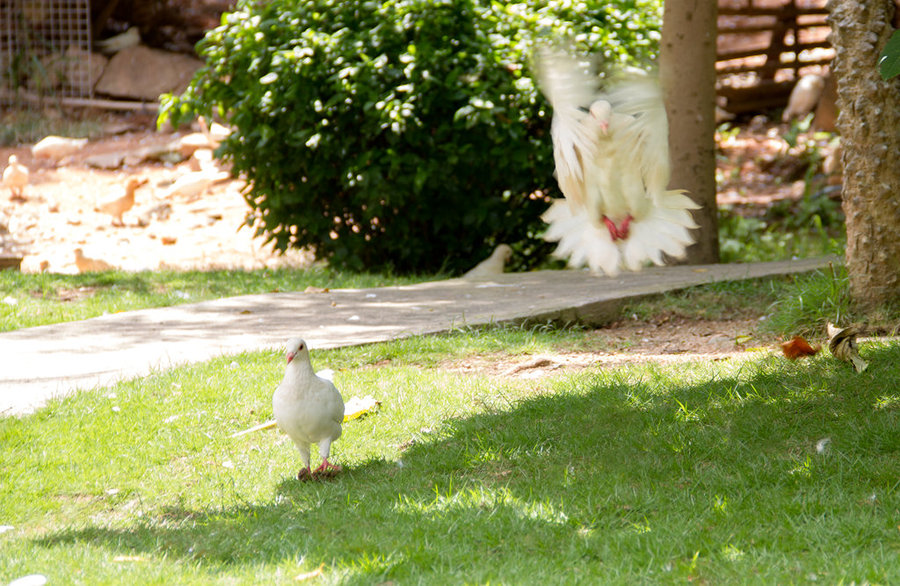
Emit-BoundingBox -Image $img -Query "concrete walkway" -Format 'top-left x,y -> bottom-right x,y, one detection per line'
1,257 -> 837,415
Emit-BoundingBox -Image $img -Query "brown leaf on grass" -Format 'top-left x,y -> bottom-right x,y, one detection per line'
826,322 -> 868,372
295,564 -> 325,581
781,336 -> 821,359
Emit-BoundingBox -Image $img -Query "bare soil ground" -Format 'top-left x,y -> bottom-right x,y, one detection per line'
442,316 -> 768,379
1,113 -> 312,273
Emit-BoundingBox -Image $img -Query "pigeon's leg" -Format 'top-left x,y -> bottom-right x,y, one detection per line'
313,458 -> 341,475
295,442 -> 313,481
602,215 -> 634,241
312,439 -> 341,477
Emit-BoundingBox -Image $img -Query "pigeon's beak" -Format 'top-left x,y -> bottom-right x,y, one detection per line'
598,120 -> 609,136
286,352 -> 295,364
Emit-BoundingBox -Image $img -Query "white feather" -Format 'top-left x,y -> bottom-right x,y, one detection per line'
535,45 -> 701,276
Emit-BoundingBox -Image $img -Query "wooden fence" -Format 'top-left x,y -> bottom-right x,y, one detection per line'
716,0 -> 833,114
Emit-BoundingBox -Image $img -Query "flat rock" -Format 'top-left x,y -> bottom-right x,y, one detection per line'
84,152 -> 126,169
84,143 -> 184,169
94,45 -> 203,101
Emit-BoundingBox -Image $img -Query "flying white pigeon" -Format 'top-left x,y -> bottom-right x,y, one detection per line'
272,338 -> 345,480
535,46 -> 700,276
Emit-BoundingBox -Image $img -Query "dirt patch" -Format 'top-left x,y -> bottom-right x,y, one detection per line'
442,317 -> 774,378
1,115 -> 312,273
29,286 -> 99,302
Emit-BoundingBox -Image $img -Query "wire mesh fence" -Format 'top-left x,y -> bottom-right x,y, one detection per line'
1,0 -> 93,104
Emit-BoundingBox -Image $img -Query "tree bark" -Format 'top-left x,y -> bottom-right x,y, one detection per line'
827,0 -> 900,307
659,0 -> 720,265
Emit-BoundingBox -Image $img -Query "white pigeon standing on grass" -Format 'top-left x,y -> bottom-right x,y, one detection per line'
273,338 -> 345,480
535,46 -> 700,276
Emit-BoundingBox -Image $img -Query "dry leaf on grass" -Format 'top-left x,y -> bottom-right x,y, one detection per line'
295,564 -> 325,581
827,322 -> 868,372
343,395 -> 380,421
781,336 -> 821,360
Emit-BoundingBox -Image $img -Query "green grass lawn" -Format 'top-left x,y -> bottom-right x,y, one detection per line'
2,328 -> 899,584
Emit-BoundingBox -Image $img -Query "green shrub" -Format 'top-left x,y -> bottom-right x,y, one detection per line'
160,0 -> 661,273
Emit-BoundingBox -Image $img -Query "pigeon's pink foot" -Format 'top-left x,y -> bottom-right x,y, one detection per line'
297,467 -> 313,481
313,459 -> 342,478
602,215 -> 633,241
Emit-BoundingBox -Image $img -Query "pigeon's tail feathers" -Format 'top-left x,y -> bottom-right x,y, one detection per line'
656,189 -> 701,213
621,191 -> 700,270
543,190 -> 700,275
542,199 -> 620,276
623,220 -> 688,271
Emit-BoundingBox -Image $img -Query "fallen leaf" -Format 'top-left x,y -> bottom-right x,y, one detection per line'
230,419 -> 277,438
295,564 -> 325,581
781,336 -> 821,359
343,395 -> 381,421
827,322 -> 868,372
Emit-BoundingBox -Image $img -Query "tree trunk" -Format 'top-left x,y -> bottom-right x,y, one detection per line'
827,0 -> 900,308
659,0 -> 720,265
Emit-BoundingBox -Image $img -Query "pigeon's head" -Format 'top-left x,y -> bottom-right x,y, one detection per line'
8,155 -> 18,164
588,100 -> 612,135
285,337 -> 308,364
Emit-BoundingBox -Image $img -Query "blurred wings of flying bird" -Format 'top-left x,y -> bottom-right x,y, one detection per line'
535,46 -> 700,276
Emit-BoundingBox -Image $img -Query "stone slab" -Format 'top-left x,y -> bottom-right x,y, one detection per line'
94,45 -> 203,101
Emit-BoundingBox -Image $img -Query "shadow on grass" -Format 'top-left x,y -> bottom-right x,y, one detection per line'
34,344 -> 900,582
